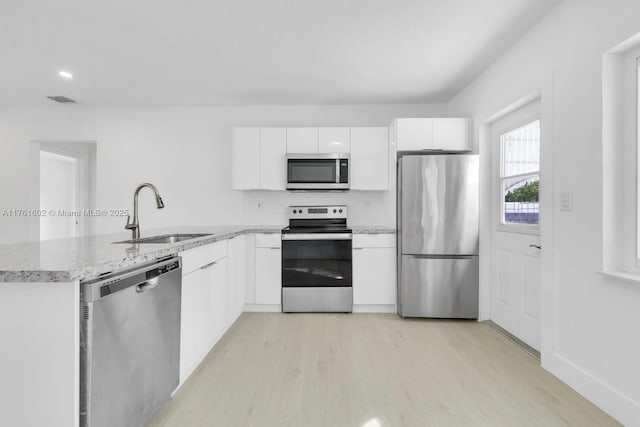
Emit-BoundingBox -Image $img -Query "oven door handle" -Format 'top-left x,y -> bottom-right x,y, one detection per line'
282,233 -> 353,241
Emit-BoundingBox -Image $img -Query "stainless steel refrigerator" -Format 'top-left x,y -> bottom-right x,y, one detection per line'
397,154 -> 479,318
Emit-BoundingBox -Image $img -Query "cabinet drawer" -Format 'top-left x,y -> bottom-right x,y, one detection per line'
255,233 -> 281,248
180,240 -> 227,275
353,234 -> 395,248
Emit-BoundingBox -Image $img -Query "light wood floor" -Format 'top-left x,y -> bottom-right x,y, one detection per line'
148,313 -> 619,427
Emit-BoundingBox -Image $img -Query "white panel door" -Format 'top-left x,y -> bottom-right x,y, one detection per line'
493,233 -> 541,349
233,127 -> 260,189
433,118 -> 470,151
260,128 -> 287,190
255,247 -> 282,304
350,127 -> 388,190
318,127 -> 350,153
286,127 -> 318,153
353,247 -> 396,304
490,101 -> 542,351
395,118 -> 433,151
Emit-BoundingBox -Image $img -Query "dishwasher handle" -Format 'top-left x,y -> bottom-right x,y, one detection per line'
136,277 -> 160,293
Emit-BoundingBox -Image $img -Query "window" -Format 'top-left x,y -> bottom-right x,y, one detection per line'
499,119 -> 540,226
601,35 -> 640,277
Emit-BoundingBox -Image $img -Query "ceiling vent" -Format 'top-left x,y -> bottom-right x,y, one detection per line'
47,95 -> 76,103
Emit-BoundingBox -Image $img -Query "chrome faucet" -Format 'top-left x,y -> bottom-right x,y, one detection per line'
125,183 -> 165,239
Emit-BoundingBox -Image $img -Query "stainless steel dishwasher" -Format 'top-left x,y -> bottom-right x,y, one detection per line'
80,256 -> 182,427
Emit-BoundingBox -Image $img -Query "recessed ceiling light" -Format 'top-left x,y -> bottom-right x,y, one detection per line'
59,70 -> 73,79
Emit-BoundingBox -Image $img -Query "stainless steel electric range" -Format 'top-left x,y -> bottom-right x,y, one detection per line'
281,205 -> 353,313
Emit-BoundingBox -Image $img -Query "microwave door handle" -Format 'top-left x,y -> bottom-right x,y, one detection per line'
335,160 -> 340,184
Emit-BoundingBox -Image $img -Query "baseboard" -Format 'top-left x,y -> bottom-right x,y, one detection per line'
243,304 -> 282,312
353,304 -> 396,313
243,304 -> 396,313
543,351 -> 640,427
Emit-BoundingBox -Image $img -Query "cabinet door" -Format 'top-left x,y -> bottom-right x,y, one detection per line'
260,128 -> 287,190
255,247 -> 282,304
206,257 -> 228,345
433,118 -> 470,151
286,127 -> 318,153
353,247 -> 396,305
227,235 -> 246,325
244,234 -> 257,304
350,127 -> 388,190
180,269 -> 209,383
318,127 -> 350,154
395,118 -> 433,151
233,127 -> 261,189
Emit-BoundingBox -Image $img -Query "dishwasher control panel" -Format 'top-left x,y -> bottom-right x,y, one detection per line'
146,259 -> 180,280
82,257 -> 182,303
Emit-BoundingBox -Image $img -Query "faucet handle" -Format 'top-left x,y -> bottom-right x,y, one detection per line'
125,215 -> 134,230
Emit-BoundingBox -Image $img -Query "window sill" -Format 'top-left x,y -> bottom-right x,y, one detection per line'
496,224 -> 540,236
599,270 -> 640,284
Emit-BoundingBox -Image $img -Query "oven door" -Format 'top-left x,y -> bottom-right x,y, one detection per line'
282,233 -> 352,288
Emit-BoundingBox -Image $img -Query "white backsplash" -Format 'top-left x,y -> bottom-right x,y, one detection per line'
240,190 -> 395,227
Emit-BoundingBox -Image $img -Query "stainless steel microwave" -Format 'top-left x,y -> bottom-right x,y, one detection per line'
286,153 -> 349,190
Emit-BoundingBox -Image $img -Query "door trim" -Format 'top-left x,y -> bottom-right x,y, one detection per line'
478,74 -> 555,363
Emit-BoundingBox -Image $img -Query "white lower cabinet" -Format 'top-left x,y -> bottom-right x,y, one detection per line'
227,234 -> 246,325
179,241 -> 228,385
255,233 -> 282,305
208,257 -> 228,344
180,267 -> 210,383
352,234 -> 396,306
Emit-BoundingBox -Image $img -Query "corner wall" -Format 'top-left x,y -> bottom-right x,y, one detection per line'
446,0 -> 640,424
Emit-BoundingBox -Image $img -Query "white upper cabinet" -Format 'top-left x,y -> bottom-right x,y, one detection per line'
286,127 -> 318,153
350,127 -> 388,190
318,127 -> 350,153
394,118 -> 470,151
260,128 -> 287,190
395,118 -> 433,151
433,118 -> 470,151
234,125 -> 394,191
232,127 -> 286,190
232,127 -> 260,190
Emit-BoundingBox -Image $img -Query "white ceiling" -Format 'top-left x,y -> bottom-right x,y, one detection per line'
0,0 -> 560,106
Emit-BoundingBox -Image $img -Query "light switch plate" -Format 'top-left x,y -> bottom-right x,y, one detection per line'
560,192 -> 573,211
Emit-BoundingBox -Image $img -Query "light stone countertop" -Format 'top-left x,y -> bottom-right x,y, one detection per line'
0,225 -> 395,283
351,226 -> 395,234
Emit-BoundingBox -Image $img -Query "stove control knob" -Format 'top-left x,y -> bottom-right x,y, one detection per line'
333,209 -> 337,213
293,209 -> 297,214
339,209 -> 343,213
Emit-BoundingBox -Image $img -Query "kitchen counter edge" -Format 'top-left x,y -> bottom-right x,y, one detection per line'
0,226 -> 395,283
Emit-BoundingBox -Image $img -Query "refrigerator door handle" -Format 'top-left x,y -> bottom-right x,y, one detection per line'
408,254 -> 476,260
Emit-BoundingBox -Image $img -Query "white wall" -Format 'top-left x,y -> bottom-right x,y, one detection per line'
446,0 -> 640,425
0,104 -> 444,244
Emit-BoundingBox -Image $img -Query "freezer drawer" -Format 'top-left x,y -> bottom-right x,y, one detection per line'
399,255 -> 478,318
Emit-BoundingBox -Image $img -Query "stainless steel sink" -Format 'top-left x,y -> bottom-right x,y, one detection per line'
114,233 -> 212,244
